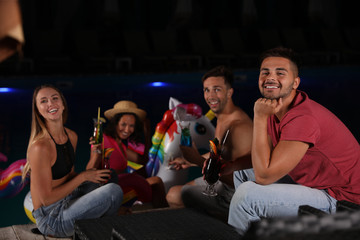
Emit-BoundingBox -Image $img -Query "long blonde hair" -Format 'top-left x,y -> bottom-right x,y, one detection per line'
22,85 -> 68,181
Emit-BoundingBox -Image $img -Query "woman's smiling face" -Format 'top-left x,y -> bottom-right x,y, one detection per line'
116,114 -> 136,140
36,87 -> 65,122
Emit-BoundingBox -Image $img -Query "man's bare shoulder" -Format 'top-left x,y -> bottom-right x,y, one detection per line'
216,105 -> 252,138
229,118 -> 253,134
230,107 -> 252,126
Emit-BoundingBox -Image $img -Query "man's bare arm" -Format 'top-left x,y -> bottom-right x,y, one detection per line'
180,145 -> 206,167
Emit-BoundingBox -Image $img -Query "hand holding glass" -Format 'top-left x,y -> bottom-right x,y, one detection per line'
202,130 -> 229,197
202,138 -> 221,196
202,150 -> 222,196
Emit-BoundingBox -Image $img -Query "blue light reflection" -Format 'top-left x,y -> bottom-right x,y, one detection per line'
149,82 -> 167,87
0,88 -> 13,93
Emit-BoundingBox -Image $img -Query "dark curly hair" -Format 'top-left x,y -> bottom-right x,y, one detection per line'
104,112 -> 144,143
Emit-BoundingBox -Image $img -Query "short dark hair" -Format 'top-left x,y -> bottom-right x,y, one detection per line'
201,65 -> 234,88
259,47 -> 300,76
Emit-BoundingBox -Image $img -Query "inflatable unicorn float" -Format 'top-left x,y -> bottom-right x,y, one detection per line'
146,97 -> 215,191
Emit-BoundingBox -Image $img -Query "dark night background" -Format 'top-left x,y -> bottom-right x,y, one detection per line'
0,0 -> 359,228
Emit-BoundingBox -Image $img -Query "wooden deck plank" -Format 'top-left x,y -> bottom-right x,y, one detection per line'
12,224 -> 45,240
12,224 -> 72,240
0,226 -> 19,240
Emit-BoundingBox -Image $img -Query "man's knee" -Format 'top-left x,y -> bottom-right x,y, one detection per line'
231,181 -> 257,207
147,176 -> 162,186
181,184 -> 200,206
166,185 -> 183,207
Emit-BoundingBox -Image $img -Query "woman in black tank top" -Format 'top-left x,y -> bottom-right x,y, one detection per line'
22,85 -> 123,237
48,129 -> 75,180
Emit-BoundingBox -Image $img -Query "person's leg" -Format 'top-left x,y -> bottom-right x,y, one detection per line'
228,181 -> 337,235
61,183 -> 123,236
233,168 -> 256,188
69,181 -> 101,199
118,173 -> 152,203
166,180 -> 196,208
182,177 -> 234,222
146,176 -> 169,208
33,183 -> 123,237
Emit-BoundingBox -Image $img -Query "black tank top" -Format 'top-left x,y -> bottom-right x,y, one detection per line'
49,129 -> 75,180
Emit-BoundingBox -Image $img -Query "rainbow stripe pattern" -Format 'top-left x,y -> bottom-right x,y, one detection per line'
0,159 -> 28,198
146,100 -> 214,177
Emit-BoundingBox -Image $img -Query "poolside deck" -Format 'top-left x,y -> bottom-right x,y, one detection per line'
0,224 -> 71,240
0,203 -> 159,240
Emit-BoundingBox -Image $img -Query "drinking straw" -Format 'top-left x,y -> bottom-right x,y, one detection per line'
97,107 -> 105,164
97,107 -> 100,123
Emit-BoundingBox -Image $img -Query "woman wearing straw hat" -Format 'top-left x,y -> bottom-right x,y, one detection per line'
101,100 -> 168,210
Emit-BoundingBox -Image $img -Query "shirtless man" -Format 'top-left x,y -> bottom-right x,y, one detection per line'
166,65 -> 253,221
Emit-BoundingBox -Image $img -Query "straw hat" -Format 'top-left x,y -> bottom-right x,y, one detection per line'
104,101 -> 146,121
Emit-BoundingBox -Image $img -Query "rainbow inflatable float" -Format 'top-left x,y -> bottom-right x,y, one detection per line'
0,158 -> 28,199
146,97 -> 215,191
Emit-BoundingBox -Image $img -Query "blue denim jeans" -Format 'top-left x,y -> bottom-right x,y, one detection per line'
32,182 -> 123,237
228,169 -> 337,235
